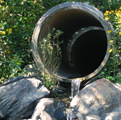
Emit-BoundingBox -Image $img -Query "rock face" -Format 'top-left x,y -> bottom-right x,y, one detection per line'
0,76 -> 50,120
70,78 -> 121,120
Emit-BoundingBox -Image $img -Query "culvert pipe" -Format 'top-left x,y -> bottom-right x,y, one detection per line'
32,2 -> 113,82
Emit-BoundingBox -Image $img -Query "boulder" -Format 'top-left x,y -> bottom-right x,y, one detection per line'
31,98 -> 69,120
31,98 -> 54,120
0,76 -> 50,120
70,78 -> 121,120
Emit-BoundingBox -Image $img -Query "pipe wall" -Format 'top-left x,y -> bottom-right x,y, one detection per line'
32,2 -> 113,82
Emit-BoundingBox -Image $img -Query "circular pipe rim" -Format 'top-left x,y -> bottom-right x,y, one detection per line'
31,2 -> 113,82
67,26 -> 105,69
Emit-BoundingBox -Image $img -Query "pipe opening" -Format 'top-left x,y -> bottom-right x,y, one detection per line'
70,30 -> 107,77
37,8 -> 109,80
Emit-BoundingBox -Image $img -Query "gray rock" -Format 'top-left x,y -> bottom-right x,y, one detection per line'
0,76 -> 25,87
45,99 -> 69,120
70,78 -> 121,120
66,108 -> 84,120
40,111 -> 52,120
85,114 -> 102,120
32,98 -> 69,120
54,108 -> 67,120
0,104 -> 8,119
32,98 -> 54,120
0,77 -> 50,120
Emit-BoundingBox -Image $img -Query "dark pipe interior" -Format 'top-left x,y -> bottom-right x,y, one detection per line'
71,30 -> 107,77
39,9 -> 107,79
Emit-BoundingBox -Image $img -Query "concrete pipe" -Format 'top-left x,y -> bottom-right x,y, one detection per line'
32,2 -> 113,82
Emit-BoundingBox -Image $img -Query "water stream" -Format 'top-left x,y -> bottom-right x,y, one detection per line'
69,78 -> 81,99
67,79 -> 81,120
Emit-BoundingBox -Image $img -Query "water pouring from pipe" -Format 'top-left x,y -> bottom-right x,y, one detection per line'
69,78 -> 82,99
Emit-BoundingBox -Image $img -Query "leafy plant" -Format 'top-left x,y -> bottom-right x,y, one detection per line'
8,54 -> 23,77
100,6 -> 121,83
39,28 -> 63,90
100,0 -> 121,12
0,0 -> 66,82
0,54 -> 28,84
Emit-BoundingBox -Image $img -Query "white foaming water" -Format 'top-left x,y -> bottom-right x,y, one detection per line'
69,78 -> 81,99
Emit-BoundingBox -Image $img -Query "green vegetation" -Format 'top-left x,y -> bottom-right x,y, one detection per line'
0,0 -> 66,83
0,0 -> 121,86
40,28 -> 63,90
100,6 -> 121,84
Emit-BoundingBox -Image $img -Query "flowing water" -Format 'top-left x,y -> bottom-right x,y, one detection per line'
69,78 -> 81,99
67,79 -> 81,120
